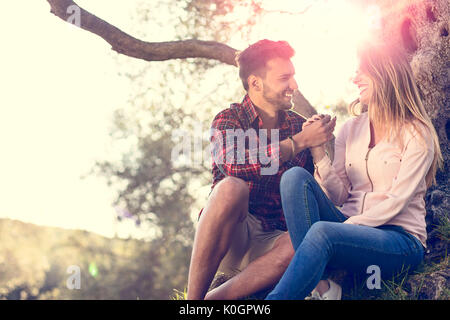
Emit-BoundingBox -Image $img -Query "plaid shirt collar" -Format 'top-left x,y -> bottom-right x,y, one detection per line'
232,94 -> 291,131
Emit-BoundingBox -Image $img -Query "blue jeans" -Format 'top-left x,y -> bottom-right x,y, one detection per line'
266,167 -> 424,300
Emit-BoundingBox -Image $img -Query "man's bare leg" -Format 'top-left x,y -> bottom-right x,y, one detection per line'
187,177 -> 249,300
205,232 -> 294,300
205,233 -> 332,299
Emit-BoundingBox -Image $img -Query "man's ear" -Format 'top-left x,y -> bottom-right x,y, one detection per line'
248,75 -> 262,91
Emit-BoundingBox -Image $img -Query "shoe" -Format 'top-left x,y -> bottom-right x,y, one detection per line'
305,290 -> 322,300
306,279 -> 342,300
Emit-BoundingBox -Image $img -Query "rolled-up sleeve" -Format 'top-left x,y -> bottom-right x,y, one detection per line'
211,114 -> 281,181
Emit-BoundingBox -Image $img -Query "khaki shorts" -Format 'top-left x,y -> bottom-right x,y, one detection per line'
218,213 -> 285,275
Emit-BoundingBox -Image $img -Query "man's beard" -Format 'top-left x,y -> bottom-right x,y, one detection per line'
262,84 -> 293,109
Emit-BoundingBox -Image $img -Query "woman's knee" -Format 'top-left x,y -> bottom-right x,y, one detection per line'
305,221 -> 336,247
280,167 -> 313,193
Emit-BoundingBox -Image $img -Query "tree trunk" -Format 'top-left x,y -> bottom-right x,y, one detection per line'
359,0 -> 449,260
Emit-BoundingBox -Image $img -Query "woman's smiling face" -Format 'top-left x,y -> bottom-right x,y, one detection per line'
353,67 -> 373,105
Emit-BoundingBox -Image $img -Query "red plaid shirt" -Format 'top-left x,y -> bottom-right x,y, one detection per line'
206,94 -> 314,232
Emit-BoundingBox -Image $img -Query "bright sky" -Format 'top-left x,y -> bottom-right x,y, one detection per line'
0,0 -> 379,239
0,1 -> 134,238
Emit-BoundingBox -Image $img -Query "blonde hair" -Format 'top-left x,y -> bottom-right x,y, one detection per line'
349,44 -> 443,187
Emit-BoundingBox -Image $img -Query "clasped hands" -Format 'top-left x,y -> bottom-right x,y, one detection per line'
301,114 -> 336,162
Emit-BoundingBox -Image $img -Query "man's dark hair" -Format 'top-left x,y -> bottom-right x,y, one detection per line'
236,39 -> 295,91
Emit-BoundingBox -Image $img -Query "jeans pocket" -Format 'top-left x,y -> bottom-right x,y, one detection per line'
377,225 -> 424,256
401,232 -> 425,264
407,233 -> 425,256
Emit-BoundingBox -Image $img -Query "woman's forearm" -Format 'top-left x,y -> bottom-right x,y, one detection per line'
310,145 -> 327,164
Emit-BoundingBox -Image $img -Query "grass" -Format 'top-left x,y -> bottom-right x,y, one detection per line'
171,288 -> 187,300
344,251 -> 449,300
379,266 -> 416,300
173,256 -> 449,300
173,216 -> 449,300
435,212 -> 450,243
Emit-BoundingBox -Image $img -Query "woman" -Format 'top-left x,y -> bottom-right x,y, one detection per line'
265,44 -> 443,300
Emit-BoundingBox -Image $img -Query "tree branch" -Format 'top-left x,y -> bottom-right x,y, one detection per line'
46,0 -> 319,119
257,3 -> 314,16
46,0 -> 238,66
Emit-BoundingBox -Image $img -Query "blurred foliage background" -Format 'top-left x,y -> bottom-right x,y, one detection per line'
0,0 -> 266,300
11,0 -> 449,300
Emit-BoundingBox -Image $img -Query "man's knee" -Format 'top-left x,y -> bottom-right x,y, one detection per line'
214,176 -> 249,201
208,176 -> 249,220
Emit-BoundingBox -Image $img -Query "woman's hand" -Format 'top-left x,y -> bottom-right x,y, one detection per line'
303,114 -> 335,163
302,114 -> 328,129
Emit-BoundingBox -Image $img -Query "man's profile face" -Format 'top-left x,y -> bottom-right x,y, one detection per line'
260,58 -> 298,110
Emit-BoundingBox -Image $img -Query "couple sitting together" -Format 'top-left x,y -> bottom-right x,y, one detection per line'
186,39 -> 442,300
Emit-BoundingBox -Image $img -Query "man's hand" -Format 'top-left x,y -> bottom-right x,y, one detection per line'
296,114 -> 336,148
291,114 -> 335,164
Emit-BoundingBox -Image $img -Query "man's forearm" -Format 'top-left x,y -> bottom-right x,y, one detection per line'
290,131 -> 308,157
279,138 -> 303,164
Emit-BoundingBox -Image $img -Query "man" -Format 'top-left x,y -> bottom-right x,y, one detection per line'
187,40 -> 336,300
